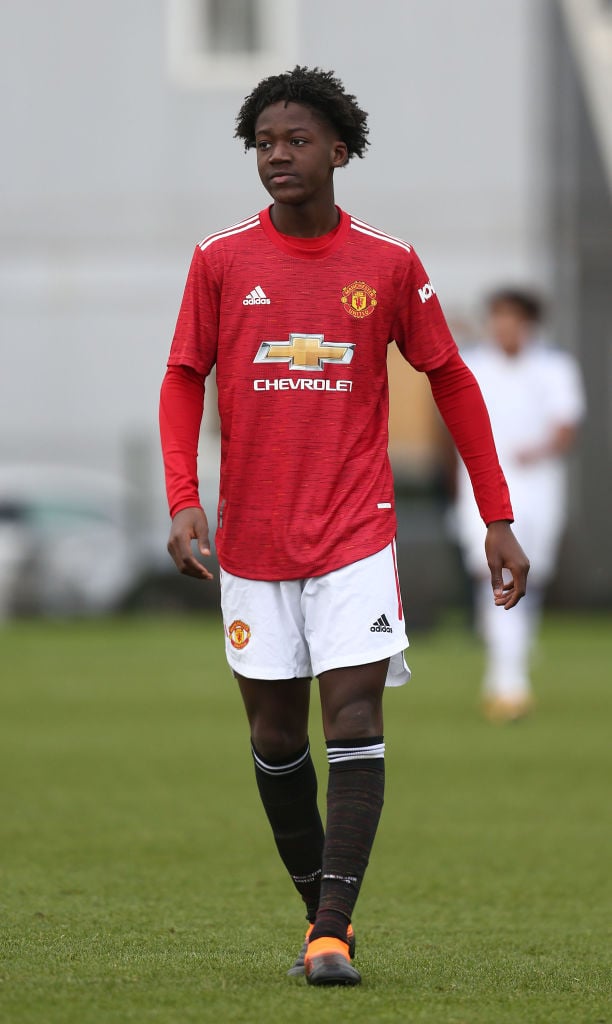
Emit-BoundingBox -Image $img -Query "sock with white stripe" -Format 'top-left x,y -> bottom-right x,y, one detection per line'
309,736 -> 385,943
251,740 -> 324,923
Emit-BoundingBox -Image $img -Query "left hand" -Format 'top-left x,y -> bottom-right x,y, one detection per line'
485,520 -> 530,609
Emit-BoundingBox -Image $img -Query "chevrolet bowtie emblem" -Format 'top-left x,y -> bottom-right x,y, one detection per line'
253,333 -> 355,371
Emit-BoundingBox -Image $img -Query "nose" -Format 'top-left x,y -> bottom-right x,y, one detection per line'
267,141 -> 291,164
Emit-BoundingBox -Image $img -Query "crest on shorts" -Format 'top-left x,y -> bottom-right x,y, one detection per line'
341,280 -> 377,319
228,619 -> 251,649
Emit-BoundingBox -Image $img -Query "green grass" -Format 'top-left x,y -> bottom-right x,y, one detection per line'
0,612 -> 610,1024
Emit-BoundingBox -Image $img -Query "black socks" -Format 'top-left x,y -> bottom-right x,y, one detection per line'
310,737 -> 385,943
251,741 -> 324,922
252,735 -> 385,939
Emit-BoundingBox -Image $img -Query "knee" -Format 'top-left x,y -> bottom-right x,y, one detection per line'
250,719 -> 308,761
324,698 -> 382,741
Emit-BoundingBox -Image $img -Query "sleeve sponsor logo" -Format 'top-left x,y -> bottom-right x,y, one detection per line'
341,280 -> 378,318
418,281 -> 436,303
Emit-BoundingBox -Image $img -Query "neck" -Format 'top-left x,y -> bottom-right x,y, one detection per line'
269,197 -> 339,238
500,342 -> 529,358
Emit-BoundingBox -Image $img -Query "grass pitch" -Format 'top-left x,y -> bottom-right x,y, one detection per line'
1,611 -> 610,1023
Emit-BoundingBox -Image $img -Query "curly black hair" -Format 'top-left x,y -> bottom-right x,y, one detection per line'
487,288 -> 545,323
234,66 -> 369,161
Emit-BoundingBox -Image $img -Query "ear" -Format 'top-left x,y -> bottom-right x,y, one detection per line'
331,141 -> 349,169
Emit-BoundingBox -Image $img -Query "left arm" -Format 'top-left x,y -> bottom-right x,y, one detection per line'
392,249 -> 529,607
427,351 -> 530,609
515,422 -> 579,465
516,349 -> 585,465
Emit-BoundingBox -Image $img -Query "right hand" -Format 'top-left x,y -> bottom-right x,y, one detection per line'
485,520 -> 529,609
167,507 -> 214,580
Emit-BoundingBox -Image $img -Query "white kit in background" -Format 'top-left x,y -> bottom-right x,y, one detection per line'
455,341 -> 586,709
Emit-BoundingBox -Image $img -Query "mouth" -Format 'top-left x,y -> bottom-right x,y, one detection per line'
268,173 -> 297,185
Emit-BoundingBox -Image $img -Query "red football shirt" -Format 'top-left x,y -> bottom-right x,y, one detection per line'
165,207 -> 504,580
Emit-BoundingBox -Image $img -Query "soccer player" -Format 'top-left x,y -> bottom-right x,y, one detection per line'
159,67 -> 529,986
455,289 -> 585,721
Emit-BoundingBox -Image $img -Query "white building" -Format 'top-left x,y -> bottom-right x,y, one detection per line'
0,0 -> 610,603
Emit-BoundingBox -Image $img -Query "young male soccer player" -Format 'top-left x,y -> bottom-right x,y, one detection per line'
160,67 -> 529,986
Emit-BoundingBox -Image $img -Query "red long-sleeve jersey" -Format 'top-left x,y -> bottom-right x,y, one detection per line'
160,208 -> 512,580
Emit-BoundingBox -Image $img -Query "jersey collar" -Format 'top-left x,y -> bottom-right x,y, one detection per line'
259,206 -> 351,259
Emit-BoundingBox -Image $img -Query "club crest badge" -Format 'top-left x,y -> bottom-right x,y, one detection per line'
341,280 -> 377,319
228,620 -> 251,649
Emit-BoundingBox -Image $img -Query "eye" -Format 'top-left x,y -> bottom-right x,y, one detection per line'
290,138 -> 307,146
257,140 -> 271,151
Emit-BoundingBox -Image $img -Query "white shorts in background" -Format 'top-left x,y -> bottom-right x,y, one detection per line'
220,542 -> 410,686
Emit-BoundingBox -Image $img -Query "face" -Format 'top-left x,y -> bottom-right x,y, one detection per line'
254,101 -> 348,205
488,302 -> 533,356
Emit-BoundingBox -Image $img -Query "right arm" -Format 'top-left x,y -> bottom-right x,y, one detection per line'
159,365 -> 213,579
160,244 -> 220,580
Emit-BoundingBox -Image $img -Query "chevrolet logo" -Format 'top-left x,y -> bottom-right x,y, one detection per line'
254,333 -> 354,372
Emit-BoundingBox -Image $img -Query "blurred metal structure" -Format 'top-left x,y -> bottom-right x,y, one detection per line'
549,0 -> 612,604
559,0 -> 612,196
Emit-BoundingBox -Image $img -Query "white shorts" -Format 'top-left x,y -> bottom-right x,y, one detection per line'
220,542 -> 410,686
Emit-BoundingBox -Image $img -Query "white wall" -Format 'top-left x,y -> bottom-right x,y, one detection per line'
0,0 -> 550,486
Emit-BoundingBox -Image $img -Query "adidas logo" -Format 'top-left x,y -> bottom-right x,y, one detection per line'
243,285 -> 271,306
370,613 -> 392,633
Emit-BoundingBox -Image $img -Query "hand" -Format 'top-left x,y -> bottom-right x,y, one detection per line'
514,446 -> 544,466
485,520 -> 530,609
167,506 -> 214,580
515,424 -> 578,466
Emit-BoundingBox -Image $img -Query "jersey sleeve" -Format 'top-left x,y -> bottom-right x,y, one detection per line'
427,351 -> 514,525
167,245 -> 220,376
159,365 -> 206,517
393,249 -> 458,372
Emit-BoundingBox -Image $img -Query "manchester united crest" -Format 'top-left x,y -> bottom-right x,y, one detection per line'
341,280 -> 377,319
228,619 -> 251,649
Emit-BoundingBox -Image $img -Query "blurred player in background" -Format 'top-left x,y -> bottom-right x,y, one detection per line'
160,67 -> 529,986
455,289 -> 585,721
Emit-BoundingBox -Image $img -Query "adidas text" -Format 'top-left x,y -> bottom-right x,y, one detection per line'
243,285 -> 270,306
371,614 -> 392,633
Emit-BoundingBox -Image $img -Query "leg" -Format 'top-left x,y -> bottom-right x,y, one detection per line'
319,659 -> 387,740
236,673 -> 311,759
297,543 -> 407,983
309,660 -> 388,945
475,578 -> 543,718
235,673 -> 325,923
